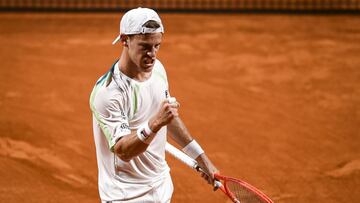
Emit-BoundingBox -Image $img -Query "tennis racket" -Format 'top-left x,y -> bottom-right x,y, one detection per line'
165,142 -> 273,203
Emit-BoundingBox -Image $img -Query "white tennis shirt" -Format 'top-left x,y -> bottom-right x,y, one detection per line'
90,60 -> 171,201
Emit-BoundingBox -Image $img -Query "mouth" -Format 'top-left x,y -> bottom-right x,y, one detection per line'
143,58 -> 155,68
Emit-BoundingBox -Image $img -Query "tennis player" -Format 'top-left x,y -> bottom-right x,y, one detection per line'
90,7 -> 218,202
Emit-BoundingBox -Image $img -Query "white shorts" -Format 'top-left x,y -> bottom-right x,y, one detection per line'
101,173 -> 174,203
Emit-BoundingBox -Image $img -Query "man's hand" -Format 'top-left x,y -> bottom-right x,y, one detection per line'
196,153 -> 219,185
149,98 -> 180,133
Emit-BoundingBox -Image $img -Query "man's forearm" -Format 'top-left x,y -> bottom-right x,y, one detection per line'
167,117 -> 193,147
114,99 -> 180,162
114,132 -> 149,162
168,117 -> 219,184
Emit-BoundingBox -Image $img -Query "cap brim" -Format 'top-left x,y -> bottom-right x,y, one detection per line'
112,35 -> 120,45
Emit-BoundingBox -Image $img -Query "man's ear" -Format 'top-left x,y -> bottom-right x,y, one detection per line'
120,35 -> 129,46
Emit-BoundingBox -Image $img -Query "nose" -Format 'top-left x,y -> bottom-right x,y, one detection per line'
147,47 -> 157,58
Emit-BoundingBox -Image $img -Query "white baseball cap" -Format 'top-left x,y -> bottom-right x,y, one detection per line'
112,7 -> 164,45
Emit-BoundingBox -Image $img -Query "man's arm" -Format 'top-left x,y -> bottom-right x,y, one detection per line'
168,117 -> 219,184
114,100 -> 179,161
113,131 -> 148,162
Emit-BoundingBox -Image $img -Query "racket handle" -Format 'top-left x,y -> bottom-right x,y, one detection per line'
165,142 -> 225,192
196,166 -> 224,189
165,142 -> 198,169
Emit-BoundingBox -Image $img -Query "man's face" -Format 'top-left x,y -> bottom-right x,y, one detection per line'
126,33 -> 162,73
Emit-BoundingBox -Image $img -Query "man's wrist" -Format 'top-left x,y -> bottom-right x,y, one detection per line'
148,118 -> 161,133
136,121 -> 156,144
182,139 -> 204,159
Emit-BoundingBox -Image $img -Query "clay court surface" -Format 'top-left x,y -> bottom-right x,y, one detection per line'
0,12 -> 359,202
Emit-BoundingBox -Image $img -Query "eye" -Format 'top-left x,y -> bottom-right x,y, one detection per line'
140,45 -> 148,50
141,44 -> 152,51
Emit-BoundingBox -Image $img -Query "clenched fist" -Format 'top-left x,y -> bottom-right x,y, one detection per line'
149,97 -> 180,133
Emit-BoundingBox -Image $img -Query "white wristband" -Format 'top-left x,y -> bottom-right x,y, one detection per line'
136,121 -> 155,144
182,140 -> 204,159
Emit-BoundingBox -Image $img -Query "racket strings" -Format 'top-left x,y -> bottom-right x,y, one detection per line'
227,181 -> 266,203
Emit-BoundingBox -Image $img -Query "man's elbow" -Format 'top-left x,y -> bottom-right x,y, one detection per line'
114,137 -> 133,162
113,135 -> 147,162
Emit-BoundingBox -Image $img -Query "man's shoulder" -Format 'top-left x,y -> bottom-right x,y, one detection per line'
92,78 -> 127,104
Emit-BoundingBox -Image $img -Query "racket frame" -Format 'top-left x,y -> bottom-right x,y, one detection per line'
165,142 -> 273,203
215,173 -> 273,203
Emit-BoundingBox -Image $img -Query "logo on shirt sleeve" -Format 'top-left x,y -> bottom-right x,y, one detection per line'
120,123 -> 130,130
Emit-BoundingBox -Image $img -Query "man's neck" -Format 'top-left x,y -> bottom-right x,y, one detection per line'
118,53 -> 151,82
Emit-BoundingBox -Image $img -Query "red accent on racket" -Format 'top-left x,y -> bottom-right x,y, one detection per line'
165,143 -> 273,203
213,173 -> 273,203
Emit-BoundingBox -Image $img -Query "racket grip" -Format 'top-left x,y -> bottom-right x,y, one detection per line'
165,142 -> 225,192
165,142 -> 198,169
194,161 -> 224,191
197,168 -> 222,184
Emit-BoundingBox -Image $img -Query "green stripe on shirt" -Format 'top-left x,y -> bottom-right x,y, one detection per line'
132,84 -> 139,116
90,75 -> 116,152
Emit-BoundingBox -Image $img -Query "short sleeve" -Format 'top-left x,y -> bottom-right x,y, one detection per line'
90,84 -> 131,152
